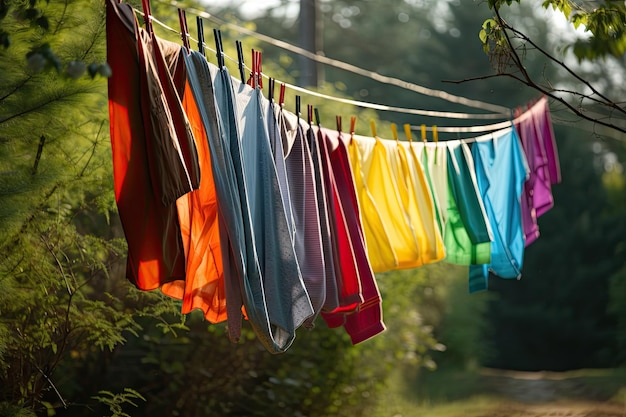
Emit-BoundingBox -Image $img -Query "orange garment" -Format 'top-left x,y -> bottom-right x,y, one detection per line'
160,50 -> 225,323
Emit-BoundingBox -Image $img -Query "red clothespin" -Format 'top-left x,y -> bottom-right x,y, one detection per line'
257,51 -> 263,89
178,9 -> 190,52
279,83 -> 286,108
141,0 -> 153,33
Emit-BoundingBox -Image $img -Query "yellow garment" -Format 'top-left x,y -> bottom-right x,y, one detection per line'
352,135 -> 421,269
399,141 -> 446,263
347,137 -> 397,272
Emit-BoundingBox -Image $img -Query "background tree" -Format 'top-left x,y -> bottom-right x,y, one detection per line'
478,0 -> 626,136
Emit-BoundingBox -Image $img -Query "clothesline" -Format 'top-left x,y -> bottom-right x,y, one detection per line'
152,0 -> 513,115
135,7 -> 510,122
410,110 -> 531,135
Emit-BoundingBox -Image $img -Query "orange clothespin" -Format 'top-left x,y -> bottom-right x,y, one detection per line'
391,123 -> 399,143
349,116 -> 357,143
370,120 -> 377,137
403,124 -> 413,143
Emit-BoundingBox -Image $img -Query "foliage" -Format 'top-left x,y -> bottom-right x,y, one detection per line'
478,0 -> 626,136
485,0 -> 626,61
0,0 -> 183,415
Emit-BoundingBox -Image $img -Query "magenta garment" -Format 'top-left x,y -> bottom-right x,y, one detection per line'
515,97 -> 561,246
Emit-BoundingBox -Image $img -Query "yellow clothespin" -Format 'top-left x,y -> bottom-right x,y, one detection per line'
421,124 -> 427,143
370,120 -> 377,137
433,125 -> 439,143
403,124 -> 413,143
391,123 -> 399,143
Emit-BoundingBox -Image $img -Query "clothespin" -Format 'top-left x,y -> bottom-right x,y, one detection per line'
213,29 -> 224,68
279,83 -> 286,108
141,0 -> 153,33
336,115 -> 342,133
403,124 -> 413,143
236,40 -> 246,84
307,104 -> 313,127
421,124 -> 427,143
257,51 -> 263,89
314,108 -> 321,127
268,78 -> 275,103
196,16 -> 205,56
349,116 -> 357,143
370,120 -> 377,137
177,9 -> 190,52
391,123 -> 399,143
295,95 -> 301,117
432,125 -> 439,143
247,50 -> 263,89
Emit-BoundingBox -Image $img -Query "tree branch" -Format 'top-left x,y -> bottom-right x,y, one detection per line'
503,17 -> 626,116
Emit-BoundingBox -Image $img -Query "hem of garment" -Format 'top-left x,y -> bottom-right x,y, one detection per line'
344,304 -> 387,345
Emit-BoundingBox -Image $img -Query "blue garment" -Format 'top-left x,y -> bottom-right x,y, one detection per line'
236,80 -> 314,350
212,63 -> 314,353
469,128 -> 529,292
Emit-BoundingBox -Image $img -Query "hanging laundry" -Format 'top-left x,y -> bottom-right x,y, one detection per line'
106,0 -> 191,291
310,125 -> 363,326
105,0 -> 564,351
326,129 -> 385,344
399,141 -> 446,262
468,128 -> 529,292
412,142 -> 447,240
157,47 -> 226,323
347,136 -> 398,273
515,96 -> 562,246
235,76 -> 314,351
278,108 -> 333,324
213,62 -> 286,352
383,138 -> 445,265
350,135 -> 421,269
444,141 -> 493,269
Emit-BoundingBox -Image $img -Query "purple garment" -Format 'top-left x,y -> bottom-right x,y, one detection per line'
515,97 -> 561,246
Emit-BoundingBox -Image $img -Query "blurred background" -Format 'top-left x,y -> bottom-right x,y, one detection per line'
1,0 -> 625,416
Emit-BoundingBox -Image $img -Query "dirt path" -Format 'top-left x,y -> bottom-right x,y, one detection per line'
476,369 -> 626,417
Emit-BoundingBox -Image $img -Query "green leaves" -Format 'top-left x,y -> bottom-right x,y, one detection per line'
92,388 -> 146,417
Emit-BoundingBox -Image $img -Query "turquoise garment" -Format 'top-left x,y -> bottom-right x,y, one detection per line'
469,128 -> 529,292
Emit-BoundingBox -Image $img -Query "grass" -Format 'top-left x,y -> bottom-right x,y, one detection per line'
371,367 -> 626,417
